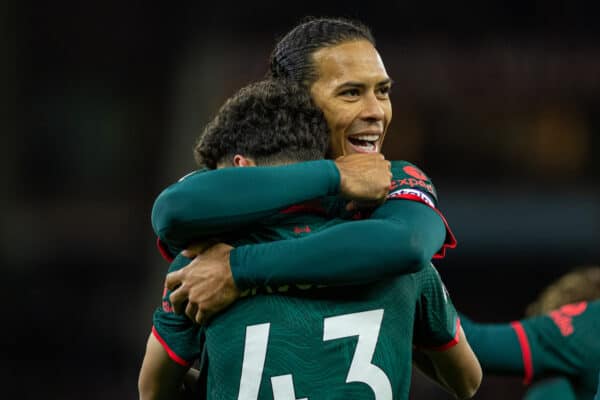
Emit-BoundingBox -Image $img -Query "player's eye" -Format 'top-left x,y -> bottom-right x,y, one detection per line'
339,88 -> 361,97
376,85 -> 392,98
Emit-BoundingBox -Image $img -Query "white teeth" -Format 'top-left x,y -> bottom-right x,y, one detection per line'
351,135 -> 379,142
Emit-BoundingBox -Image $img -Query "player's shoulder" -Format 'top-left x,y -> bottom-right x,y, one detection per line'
388,160 -> 438,206
177,168 -> 210,182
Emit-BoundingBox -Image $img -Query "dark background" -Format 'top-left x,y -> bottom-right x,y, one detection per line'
8,1 -> 599,398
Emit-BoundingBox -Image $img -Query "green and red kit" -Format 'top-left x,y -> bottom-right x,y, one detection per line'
151,160 -> 456,289
153,233 -> 460,399
461,300 -> 600,400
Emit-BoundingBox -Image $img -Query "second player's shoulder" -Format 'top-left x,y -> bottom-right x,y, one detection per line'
388,160 -> 438,207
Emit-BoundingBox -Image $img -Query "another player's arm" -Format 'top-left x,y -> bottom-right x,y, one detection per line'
140,255 -> 207,399
413,328 -> 481,400
459,302 -> 593,385
138,333 -> 190,400
230,199 -> 446,289
152,155 -> 390,251
412,265 -> 482,399
169,160 -> 452,289
458,314 -> 530,377
224,160 -> 452,288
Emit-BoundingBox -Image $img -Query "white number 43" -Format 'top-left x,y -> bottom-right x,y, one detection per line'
237,309 -> 392,400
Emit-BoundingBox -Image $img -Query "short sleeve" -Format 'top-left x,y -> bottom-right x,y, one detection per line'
413,264 -> 460,350
388,161 -> 456,259
152,254 -> 204,366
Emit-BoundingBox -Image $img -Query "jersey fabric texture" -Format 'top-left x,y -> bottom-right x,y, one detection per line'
461,300 -> 600,400
154,255 -> 459,400
151,160 -> 455,290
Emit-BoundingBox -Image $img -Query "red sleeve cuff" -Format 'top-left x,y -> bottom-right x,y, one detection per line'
387,193 -> 457,259
151,325 -> 191,367
415,317 -> 461,352
429,317 -> 461,351
510,321 -> 534,385
156,238 -> 174,262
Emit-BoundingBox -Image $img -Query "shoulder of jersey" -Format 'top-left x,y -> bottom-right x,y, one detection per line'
389,160 -> 438,204
178,168 -> 209,182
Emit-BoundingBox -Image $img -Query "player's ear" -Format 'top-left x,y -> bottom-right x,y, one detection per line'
233,154 -> 256,167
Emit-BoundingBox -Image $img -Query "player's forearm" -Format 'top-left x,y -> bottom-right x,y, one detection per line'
152,160 -> 340,249
416,329 -> 482,399
138,334 -> 189,400
459,314 -> 526,375
231,201 -> 446,289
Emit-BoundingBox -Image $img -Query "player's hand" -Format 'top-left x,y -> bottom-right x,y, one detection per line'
165,243 -> 240,324
181,240 -> 219,258
335,153 -> 391,202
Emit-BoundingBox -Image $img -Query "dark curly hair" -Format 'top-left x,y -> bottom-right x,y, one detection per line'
268,16 -> 375,87
194,79 -> 329,169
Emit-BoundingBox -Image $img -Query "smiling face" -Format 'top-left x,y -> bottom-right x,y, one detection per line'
309,40 -> 393,158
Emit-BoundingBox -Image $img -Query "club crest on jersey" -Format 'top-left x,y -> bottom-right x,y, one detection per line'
548,301 -> 587,336
403,165 -> 430,181
387,188 -> 435,208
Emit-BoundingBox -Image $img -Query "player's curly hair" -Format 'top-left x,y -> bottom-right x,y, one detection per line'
194,79 -> 329,169
267,16 -> 375,87
525,265 -> 600,316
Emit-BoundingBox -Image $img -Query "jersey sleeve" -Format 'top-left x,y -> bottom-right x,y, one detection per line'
523,378 -> 577,400
517,301 -> 599,384
151,160 -> 340,255
387,161 -> 456,259
412,264 -> 460,350
152,254 -> 204,366
230,200 -> 446,290
461,301 -> 600,387
458,313 -> 528,378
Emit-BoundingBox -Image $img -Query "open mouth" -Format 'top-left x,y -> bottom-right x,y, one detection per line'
347,134 -> 380,153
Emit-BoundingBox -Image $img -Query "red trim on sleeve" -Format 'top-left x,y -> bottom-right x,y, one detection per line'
428,317 -> 461,351
152,325 -> 191,367
510,321 -> 534,385
430,207 -> 457,259
156,238 -> 174,262
387,193 -> 457,259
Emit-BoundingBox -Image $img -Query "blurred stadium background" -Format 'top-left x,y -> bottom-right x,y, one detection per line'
8,1 -> 599,398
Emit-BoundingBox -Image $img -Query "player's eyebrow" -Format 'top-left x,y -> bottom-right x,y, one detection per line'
336,78 -> 394,90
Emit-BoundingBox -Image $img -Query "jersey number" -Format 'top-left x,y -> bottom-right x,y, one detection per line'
237,309 -> 392,400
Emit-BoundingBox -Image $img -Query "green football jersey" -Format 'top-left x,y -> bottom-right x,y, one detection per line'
524,378 -> 576,400
461,300 -> 600,400
153,208 -> 459,399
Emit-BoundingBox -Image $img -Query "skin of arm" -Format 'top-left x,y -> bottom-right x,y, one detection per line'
138,333 -> 190,400
413,328 -> 482,400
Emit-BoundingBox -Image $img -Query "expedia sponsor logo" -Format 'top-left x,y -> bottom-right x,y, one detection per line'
390,178 -> 436,198
387,188 -> 435,208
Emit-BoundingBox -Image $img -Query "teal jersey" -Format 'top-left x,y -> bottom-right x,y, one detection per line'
524,378 -> 577,400
461,300 -> 600,400
152,160 -> 455,290
154,258 -> 459,400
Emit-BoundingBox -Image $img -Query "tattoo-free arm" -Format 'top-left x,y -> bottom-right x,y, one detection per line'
138,333 -> 189,400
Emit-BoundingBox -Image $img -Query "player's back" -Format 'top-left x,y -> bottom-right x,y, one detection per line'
203,263 -> 458,400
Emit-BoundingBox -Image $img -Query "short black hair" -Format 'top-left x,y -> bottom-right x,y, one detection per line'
194,79 -> 330,169
268,16 -> 375,87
